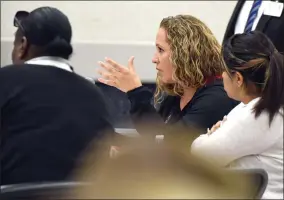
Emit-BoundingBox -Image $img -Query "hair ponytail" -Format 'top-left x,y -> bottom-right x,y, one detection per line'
254,51 -> 284,125
43,36 -> 73,59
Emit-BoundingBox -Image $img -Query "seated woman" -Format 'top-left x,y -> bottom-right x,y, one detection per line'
97,15 -> 237,139
191,31 -> 284,199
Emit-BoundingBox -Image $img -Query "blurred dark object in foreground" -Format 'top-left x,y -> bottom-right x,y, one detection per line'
0,136 -> 268,199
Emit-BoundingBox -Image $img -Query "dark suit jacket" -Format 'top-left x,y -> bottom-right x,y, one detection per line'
223,0 -> 284,53
0,64 -> 115,185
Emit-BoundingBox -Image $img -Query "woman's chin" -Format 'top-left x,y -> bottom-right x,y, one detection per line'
162,78 -> 175,84
157,74 -> 174,84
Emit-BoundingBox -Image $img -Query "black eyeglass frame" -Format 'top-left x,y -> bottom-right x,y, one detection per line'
13,10 -> 30,34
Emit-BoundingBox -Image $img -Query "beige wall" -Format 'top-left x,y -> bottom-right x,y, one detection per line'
1,1 -> 236,81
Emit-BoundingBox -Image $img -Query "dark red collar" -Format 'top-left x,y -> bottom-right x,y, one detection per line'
205,75 -> 222,85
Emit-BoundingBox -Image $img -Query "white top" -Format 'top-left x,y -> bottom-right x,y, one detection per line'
191,98 -> 283,199
25,57 -> 96,83
25,56 -> 73,72
234,0 -> 269,34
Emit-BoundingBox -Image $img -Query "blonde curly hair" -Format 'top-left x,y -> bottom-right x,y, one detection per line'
154,15 -> 224,103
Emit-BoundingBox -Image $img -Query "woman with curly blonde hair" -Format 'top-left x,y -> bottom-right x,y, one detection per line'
97,15 -> 237,138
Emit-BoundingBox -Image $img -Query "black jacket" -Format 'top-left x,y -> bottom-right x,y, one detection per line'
126,79 -> 238,140
223,0 -> 284,53
0,64 -> 114,185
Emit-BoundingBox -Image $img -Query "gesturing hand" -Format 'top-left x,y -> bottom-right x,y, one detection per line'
97,56 -> 142,93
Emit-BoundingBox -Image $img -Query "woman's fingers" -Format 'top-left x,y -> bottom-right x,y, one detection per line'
97,60 -> 120,86
209,121 -> 222,133
207,128 -> 212,135
208,116 -> 227,135
211,125 -> 217,132
223,115 -> 227,122
97,68 -> 119,88
128,56 -> 135,72
216,121 -> 222,127
96,60 -> 123,89
105,57 -> 128,73
96,56 -> 142,93
97,69 -> 115,80
97,68 -> 117,85
97,78 -> 117,87
98,61 -> 118,74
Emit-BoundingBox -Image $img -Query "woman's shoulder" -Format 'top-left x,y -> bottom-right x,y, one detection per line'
191,81 -> 238,111
196,80 -> 228,98
156,94 -> 178,112
228,99 -> 283,134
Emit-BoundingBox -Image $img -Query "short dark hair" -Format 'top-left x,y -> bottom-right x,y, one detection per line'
14,6 -> 73,59
222,31 -> 284,125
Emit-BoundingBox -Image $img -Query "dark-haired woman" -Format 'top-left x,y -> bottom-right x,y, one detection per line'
191,31 -> 283,199
0,7 -> 114,185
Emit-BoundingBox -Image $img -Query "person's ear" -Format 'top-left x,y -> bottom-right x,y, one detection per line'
235,71 -> 244,88
18,36 -> 28,59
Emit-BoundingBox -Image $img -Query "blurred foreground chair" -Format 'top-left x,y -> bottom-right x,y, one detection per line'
226,168 -> 268,199
0,135 -> 268,200
0,182 -> 89,200
0,168 -> 267,200
71,137 -> 267,199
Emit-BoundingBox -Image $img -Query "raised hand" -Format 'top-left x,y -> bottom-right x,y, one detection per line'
97,56 -> 142,93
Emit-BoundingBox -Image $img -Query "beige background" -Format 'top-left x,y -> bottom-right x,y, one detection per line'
1,1 -> 236,81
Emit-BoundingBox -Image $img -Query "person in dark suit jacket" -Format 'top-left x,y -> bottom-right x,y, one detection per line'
0,7 -> 115,185
223,0 -> 284,53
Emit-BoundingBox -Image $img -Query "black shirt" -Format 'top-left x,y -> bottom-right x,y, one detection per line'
127,79 -> 238,139
0,64 -> 114,185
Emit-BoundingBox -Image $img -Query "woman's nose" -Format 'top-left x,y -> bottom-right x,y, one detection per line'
152,55 -> 158,64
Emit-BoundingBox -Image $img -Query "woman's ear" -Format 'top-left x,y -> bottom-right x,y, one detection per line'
235,71 -> 244,88
19,36 -> 28,59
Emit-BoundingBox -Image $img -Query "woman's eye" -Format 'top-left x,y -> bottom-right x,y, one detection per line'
158,47 -> 164,53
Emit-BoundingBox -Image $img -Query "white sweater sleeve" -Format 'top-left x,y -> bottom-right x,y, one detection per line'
191,108 -> 283,167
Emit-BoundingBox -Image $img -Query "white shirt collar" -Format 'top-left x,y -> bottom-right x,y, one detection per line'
25,56 -> 73,72
241,97 -> 261,108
